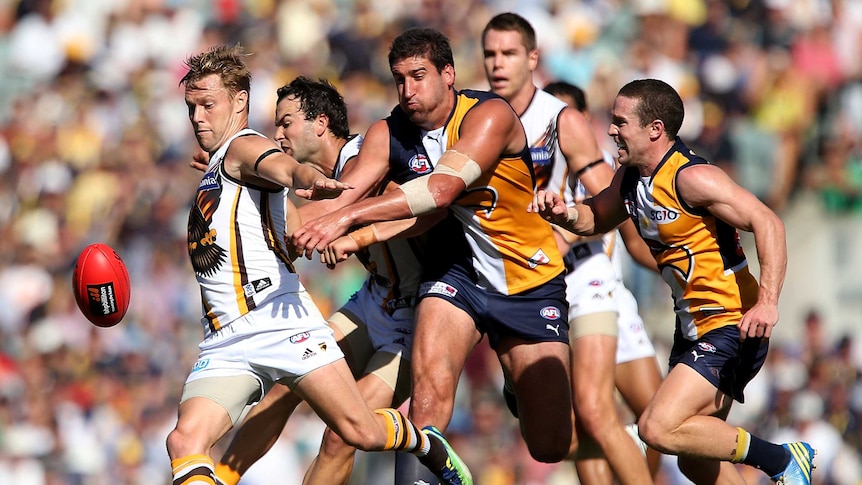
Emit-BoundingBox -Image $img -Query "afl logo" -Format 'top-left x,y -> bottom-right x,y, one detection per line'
698,341 -> 717,353
289,331 -> 310,344
540,306 -> 561,320
409,154 -> 433,174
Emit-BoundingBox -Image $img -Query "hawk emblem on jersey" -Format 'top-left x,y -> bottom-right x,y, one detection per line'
188,169 -> 227,277
408,153 -> 433,174
531,122 -> 558,190
457,186 -> 498,217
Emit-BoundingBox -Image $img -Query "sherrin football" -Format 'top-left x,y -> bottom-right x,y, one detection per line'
72,243 -> 131,327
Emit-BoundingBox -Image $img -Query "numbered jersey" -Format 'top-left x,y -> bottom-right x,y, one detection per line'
619,139 -> 760,340
387,90 -> 564,295
188,129 -> 301,337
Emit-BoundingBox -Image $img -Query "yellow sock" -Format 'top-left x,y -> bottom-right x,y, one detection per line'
374,408 -> 429,454
733,427 -> 751,463
214,462 -> 241,485
171,454 -> 215,485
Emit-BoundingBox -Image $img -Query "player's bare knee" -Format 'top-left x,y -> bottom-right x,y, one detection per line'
319,427 -> 352,458
636,415 -> 672,454
166,427 -> 197,458
575,398 -> 616,435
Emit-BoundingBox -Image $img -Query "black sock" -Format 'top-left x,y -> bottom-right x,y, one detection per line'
742,435 -> 790,477
417,434 -> 448,476
396,451 -> 440,485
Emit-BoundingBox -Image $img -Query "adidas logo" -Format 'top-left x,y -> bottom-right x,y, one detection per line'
302,348 -> 316,360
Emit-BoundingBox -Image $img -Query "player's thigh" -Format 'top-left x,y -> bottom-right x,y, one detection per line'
570,315 -> 618,399
328,309 -> 373,379
615,357 -> 663,418
292,358 -> 379,442
172,393 -> 237,454
412,296 -> 480,379
641,363 -> 732,433
497,338 -> 573,444
356,351 -> 409,408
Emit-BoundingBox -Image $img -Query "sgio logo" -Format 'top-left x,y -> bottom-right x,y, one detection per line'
649,208 -> 679,223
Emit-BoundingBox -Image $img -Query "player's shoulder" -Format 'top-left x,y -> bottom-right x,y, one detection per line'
531,89 -> 568,111
226,129 -> 279,160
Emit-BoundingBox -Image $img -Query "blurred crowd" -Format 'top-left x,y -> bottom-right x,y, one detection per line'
1,0 -> 861,484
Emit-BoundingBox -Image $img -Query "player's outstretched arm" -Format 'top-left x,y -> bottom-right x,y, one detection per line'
319,210 -> 447,267
293,99 -> 518,258
229,135 -> 352,198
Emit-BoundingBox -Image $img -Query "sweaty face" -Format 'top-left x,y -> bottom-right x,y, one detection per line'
608,95 -> 648,167
274,96 -> 318,163
391,55 -> 453,130
185,73 -> 242,153
482,29 -> 536,102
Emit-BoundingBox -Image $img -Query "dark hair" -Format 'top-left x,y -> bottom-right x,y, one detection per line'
617,79 -> 684,139
482,12 -> 537,52
388,28 -> 454,72
544,81 -> 587,112
276,77 -> 349,139
180,44 -> 251,97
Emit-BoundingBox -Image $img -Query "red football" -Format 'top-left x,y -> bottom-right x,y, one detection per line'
72,243 -> 131,327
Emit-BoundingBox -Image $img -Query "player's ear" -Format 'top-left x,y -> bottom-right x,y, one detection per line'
315,113 -> 329,137
528,48 -> 539,71
234,90 -> 249,113
442,64 -> 455,88
649,119 -> 664,141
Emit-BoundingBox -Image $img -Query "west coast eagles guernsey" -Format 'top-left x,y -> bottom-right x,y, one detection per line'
188,128 -> 300,337
388,90 -> 564,295
619,139 -> 760,340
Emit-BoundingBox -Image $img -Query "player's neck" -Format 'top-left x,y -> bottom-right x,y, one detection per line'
506,83 -> 537,116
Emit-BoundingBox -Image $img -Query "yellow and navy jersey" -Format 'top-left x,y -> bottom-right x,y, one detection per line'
388,90 -> 564,295
619,139 -> 759,339
187,128 -> 301,337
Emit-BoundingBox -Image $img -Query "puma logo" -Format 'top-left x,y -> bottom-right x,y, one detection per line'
546,324 -> 560,336
691,350 -> 705,362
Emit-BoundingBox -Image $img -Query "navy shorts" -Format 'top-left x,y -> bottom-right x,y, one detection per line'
669,325 -> 769,403
418,264 -> 569,350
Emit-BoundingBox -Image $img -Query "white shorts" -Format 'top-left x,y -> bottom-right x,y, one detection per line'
335,280 -> 415,360
185,291 -> 344,390
565,242 -> 619,322
615,283 -> 657,364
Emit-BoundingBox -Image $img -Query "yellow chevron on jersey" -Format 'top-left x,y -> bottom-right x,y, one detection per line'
444,90 -> 564,295
626,140 -> 759,339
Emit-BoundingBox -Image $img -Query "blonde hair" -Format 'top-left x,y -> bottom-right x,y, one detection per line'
180,44 -> 251,98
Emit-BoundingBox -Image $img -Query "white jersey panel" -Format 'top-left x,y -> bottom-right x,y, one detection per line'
523,90 -> 572,205
188,128 -> 301,336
